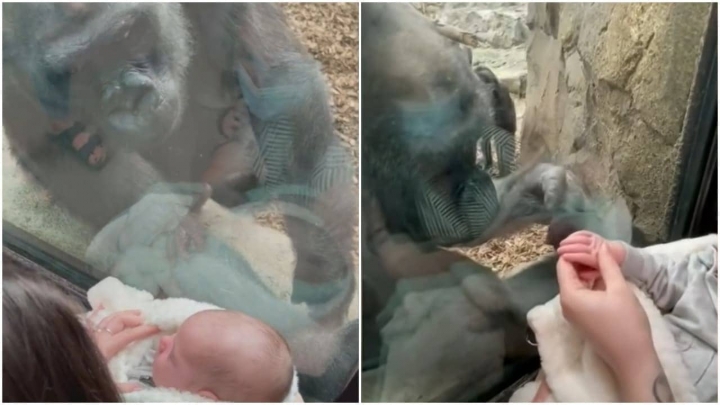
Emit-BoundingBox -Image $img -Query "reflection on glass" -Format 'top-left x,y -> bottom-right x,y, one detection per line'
361,2 -> 714,402
3,3 -> 358,402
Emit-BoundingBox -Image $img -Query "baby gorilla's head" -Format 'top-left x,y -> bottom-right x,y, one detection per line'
152,310 -> 294,402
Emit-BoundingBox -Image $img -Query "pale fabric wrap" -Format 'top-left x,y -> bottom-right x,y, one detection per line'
85,277 -> 301,403
508,284 -> 698,402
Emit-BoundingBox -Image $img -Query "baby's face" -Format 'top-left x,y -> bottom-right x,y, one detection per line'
151,324 -> 201,392
152,310 -> 293,402
152,312 -> 243,396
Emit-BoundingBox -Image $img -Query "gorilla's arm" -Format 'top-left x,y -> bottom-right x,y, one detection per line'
3,76 -> 164,229
188,4 -> 358,325
3,3 -> 192,228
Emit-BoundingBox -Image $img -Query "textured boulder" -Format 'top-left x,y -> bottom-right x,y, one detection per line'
437,3 -> 529,49
413,3 -> 529,97
521,3 -> 713,240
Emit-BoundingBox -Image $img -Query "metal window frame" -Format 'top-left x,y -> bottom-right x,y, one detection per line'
667,3 -> 718,241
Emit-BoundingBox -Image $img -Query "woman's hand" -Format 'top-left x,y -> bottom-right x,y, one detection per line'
557,244 -> 672,402
87,309 -> 160,361
557,231 -> 626,268
116,382 -> 143,393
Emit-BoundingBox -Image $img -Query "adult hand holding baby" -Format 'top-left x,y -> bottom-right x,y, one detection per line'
87,308 -> 160,361
556,242 -> 666,402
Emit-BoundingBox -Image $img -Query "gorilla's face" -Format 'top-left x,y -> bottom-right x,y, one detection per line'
362,3 -> 498,173
3,3 -> 192,148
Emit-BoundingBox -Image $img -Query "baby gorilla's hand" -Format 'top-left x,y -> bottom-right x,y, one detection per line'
557,231 -> 626,278
89,310 -> 160,361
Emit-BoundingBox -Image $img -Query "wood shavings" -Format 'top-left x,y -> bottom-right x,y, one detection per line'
449,225 -> 554,277
280,3 -> 359,169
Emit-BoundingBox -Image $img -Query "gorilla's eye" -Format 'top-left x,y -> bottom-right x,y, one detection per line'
131,58 -> 150,71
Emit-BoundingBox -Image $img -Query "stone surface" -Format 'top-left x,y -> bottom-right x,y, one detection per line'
521,3 -> 712,240
437,4 -> 529,49
414,3 -> 529,97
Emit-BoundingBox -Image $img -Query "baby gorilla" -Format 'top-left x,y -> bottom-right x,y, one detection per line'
151,310 -> 294,402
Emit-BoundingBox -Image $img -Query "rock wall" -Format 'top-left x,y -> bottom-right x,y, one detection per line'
416,3 -> 529,95
521,2 -> 713,240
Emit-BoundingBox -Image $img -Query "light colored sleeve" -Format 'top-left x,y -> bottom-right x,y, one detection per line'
619,238 -> 716,311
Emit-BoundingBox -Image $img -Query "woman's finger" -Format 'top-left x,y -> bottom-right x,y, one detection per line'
97,310 -> 142,332
114,324 -> 160,347
556,257 -> 585,293
104,324 -> 161,360
559,231 -> 593,246
97,310 -> 140,329
557,243 -> 592,256
117,312 -> 144,328
596,243 -> 625,290
107,313 -> 144,334
560,252 -> 597,269
87,303 -> 104,321
117,382 -> 143,393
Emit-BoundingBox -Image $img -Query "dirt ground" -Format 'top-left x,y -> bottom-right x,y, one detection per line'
278,3 -> 361,280
281,3 -> 359,170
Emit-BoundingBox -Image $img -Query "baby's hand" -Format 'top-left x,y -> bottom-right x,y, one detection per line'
89,310 -> 160,361
557,231 -> 626,268
556,231 -> 626,288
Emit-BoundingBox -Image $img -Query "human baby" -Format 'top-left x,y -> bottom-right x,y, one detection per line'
84,277 -> 300,402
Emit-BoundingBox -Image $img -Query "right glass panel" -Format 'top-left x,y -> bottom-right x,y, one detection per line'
361,2 -> 717,402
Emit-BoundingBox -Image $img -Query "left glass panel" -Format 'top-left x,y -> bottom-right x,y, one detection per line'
3,3 -> 359,402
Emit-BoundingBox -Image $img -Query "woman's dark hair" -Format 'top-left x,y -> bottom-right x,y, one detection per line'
2,253 -> 121,402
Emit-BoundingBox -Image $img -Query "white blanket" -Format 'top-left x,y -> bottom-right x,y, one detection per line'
85,277 -> 301,403
508,284 -> 697,402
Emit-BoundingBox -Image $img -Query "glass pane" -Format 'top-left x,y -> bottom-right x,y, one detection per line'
3,3 -> 359,402
361,2 -> 715,402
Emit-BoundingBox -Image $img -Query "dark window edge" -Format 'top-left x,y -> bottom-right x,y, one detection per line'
3,220 -> 101,294
667,3 -> 718,241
